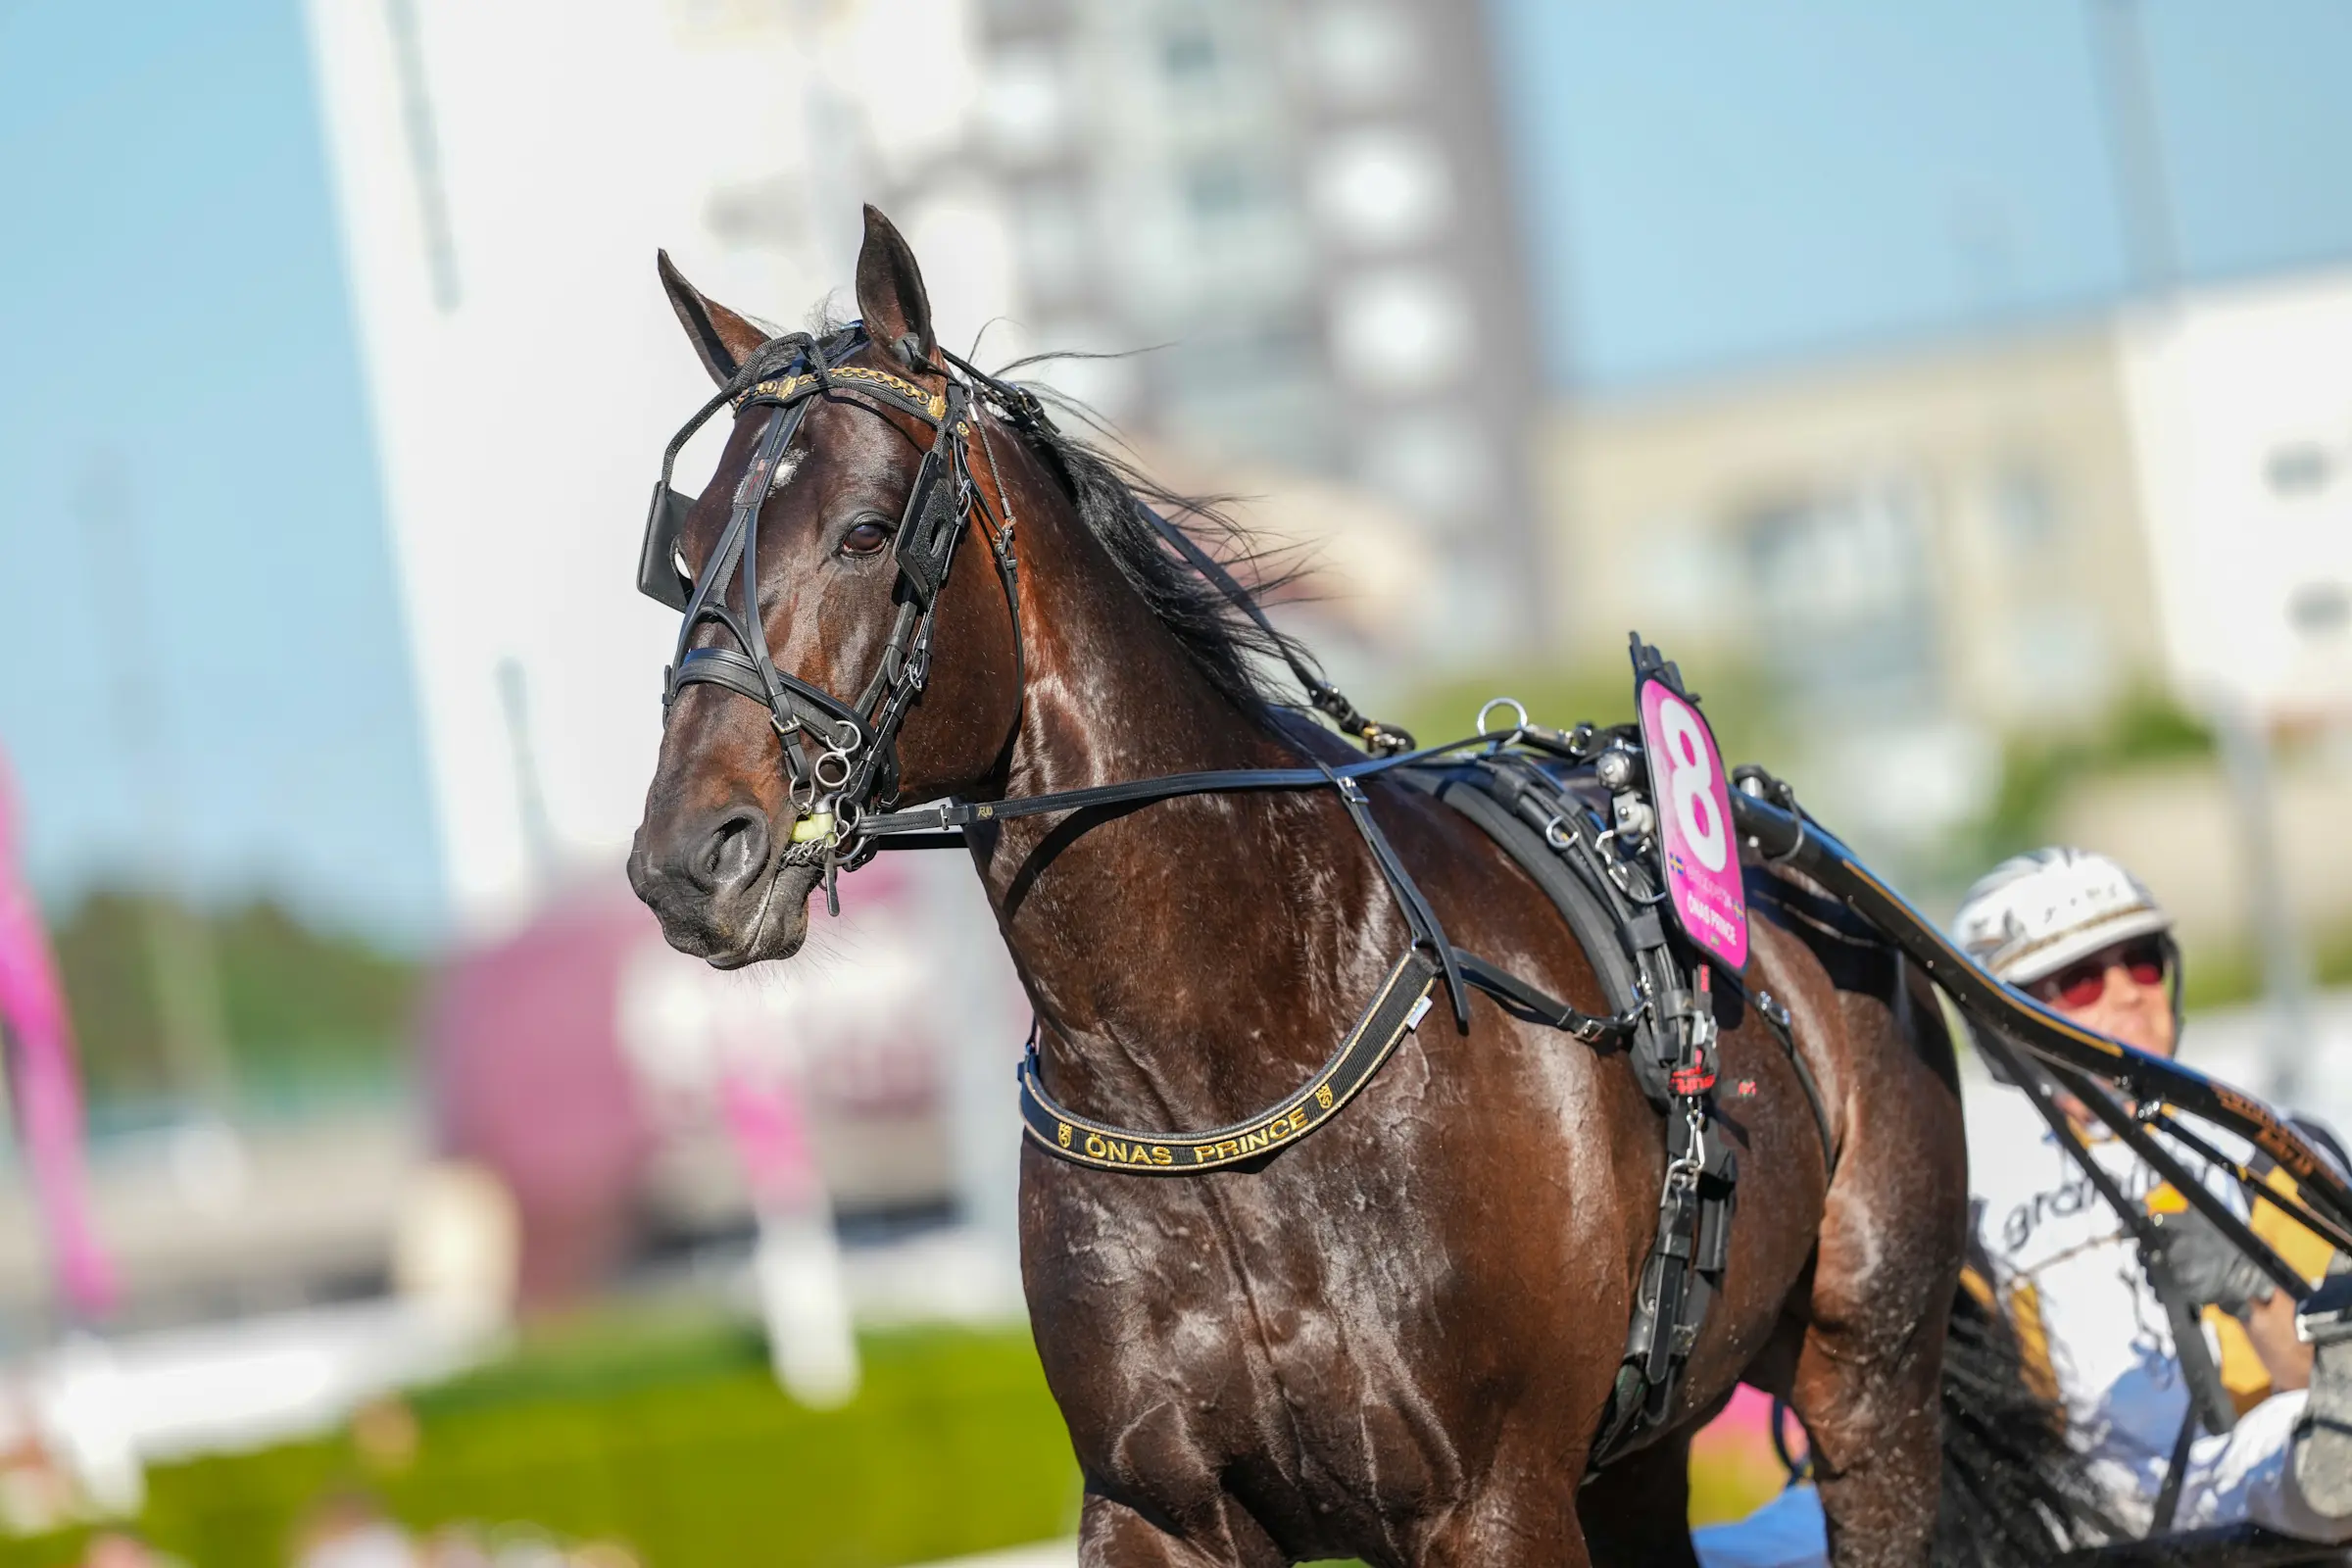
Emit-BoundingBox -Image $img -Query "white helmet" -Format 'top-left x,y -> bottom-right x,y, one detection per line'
1953,846 -> 2176,988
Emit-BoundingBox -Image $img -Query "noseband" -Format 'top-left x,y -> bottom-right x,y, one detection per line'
638,325 -> 1028,904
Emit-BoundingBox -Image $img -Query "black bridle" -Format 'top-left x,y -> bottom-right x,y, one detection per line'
639,324 -> 1415,899
638,325 -> 1028,904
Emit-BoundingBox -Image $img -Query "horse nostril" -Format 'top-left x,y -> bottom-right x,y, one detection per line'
694,809 -> 769,896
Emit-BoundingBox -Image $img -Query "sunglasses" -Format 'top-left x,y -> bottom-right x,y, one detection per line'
2027,940 -> 2169,1009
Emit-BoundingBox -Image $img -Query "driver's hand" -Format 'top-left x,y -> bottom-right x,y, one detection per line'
2150,1191 -> 2273,1317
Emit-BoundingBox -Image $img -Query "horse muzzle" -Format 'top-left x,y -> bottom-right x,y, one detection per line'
627,805 -> 814,966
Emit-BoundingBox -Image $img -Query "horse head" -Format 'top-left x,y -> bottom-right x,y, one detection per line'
628,207 -> 1024,966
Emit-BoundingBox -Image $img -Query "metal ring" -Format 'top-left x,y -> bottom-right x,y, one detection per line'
1543,813 -> 1576,852
813,750 -> 854,791
1476,696 -> 1530,737
1763,814 -> 1809,867
830,718 -> 864,755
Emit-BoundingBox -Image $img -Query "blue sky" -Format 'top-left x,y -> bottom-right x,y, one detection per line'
3,1 -> 2351,946
1489,0 -> 2352,387
0,0 -> 438,943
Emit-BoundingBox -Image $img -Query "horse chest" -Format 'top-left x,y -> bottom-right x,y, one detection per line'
1021,1154 -> 1482,1525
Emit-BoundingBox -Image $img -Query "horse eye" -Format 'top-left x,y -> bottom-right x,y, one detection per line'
840,517 -> 891,558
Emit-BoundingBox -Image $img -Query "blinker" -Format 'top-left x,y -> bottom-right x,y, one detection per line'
638,481 -> 699,611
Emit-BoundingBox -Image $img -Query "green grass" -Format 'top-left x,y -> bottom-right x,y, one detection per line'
1964,684 -> 2215,869
0,1318 -> 1080,1568
0,1308 -> 1821,1565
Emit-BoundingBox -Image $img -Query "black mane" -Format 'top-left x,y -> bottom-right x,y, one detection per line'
1005,401 -> 1316,719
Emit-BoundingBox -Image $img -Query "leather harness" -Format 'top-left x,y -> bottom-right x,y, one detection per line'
638,326 -> 1831,1464
639,322 -> 2352,1501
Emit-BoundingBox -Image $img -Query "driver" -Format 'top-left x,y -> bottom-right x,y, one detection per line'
1950,846 -> 2351,1541
1695,846 -> 2350,1565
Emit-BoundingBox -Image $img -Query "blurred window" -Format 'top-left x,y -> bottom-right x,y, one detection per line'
1355,411 -> 1494,525
702,174 -> 803,252
1160,19 -> 1220,83
2290,580 -> 2352,638
1329,268 -> 1473,395
1309,128 -> 1452,252
2005,605 -> 2113,713
1014,186 -> 1092,302
1992,462 -> 2060,557
1306,1 -> 1416,108
2268,442 -> 2335,498
985,43 -> 1073,165
1161,320 -> 1330,469
1740,475 -> 1940,713
1185,156 -> 1260,222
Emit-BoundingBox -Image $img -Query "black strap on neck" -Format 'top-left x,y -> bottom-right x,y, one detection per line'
858,736 -> 1458,840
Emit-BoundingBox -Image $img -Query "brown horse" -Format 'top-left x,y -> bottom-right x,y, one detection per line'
629,207 -> 1970,1566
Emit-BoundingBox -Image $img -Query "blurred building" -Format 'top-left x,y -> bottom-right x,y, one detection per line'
1544,320 -> 2156,730
1537,264 -> 2352,853
2121,269 -> 2352,721
304,0 -> 1000,932
426,863 -> 977,1304
0,1112 -> 420,1341
305,0 -> 1033,1255
972,0 -> 1544,645
305,0 -> 1540,930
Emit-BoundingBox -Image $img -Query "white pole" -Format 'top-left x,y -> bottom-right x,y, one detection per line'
2212,701 -> 2313,1102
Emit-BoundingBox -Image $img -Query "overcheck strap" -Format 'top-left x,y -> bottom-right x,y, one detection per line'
1020,949 -> 1440,1173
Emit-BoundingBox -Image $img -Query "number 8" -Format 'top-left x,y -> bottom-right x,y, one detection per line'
1657,696 -> 1727,873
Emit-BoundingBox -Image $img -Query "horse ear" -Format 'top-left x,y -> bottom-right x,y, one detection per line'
658,250 -> 768,385
854,205 -> 937,369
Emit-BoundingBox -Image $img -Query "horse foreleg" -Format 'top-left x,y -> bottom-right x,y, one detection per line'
1788,1148 -> 1961,1564
1076,1490 -> 1278,1568
1407,1428 -> 1595,1568
1788,1314 -> 1943,1568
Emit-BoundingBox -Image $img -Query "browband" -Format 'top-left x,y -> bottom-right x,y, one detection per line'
733,365 -> 948,422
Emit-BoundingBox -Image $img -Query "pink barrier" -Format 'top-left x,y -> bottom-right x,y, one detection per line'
0,755 -> 115,1319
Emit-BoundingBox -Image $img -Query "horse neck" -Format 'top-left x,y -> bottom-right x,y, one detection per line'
968,441 -> 1393,1120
